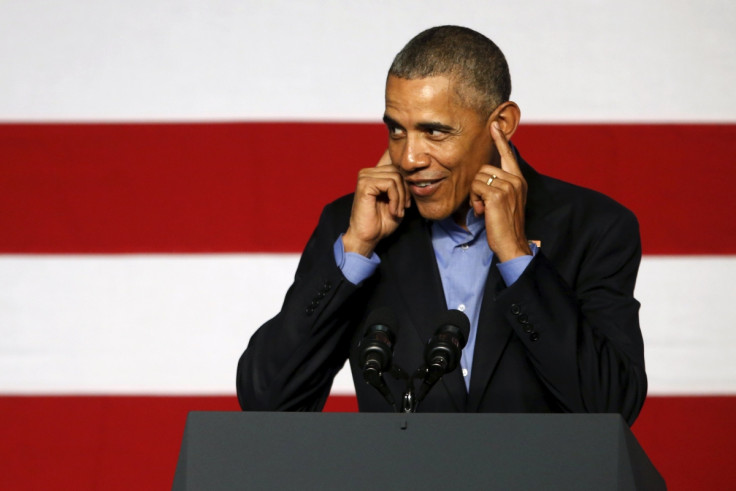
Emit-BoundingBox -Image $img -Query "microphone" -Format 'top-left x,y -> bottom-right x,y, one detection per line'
425,309 -> 470,376
415,309 -> 470,406
358,307 -> 399,411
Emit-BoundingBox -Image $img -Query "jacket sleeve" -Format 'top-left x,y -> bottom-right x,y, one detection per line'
498,206 -> 647,425
236,197 -> 363,411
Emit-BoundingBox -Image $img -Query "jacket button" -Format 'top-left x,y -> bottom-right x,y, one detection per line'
518,313 -> 529,324
523,324 -> 534,334
305,306 -> 315,315
510,304 -> 521,315
529,332 -> 540,342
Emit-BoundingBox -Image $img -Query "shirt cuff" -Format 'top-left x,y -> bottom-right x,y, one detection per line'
333,234 -> 381,285
496,242 -> 538,286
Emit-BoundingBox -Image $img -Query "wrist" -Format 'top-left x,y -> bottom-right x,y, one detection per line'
342,230 -> 378,258
495,240 -> 532,263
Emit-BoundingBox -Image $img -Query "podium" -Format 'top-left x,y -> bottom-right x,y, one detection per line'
173,412 -> 664,490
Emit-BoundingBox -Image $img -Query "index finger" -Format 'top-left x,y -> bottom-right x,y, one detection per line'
375,148 -> 410,208
376,149 -> 392,167
491,122 -> 522,176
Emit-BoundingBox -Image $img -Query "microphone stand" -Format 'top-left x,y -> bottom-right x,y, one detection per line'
368,361 -> 451,413
400,365 -> 432,413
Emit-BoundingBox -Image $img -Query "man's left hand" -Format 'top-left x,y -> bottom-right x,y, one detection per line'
469,121 -> 531,262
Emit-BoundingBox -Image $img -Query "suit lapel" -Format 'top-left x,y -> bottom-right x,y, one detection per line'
466,149 -> 566,411
381,209 -> 468,411
466,254 -> 513,411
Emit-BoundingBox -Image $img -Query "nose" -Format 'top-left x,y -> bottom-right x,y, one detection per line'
398,134 -> 429,172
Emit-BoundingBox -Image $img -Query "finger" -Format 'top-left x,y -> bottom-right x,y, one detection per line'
378,157 -> 408,214
381,167 -> 406,216
472,171 -> 517,214
477,166 -> 522,195
477,168 -> 500,186
382,178 -> 402,217
469,179 -> 490,216
393,171 -> 406,217
491,122 -> 522,177
360,165 -> 407,216
475,167 -> 510,195
373,150 -> 406,214
371,173 -> 406,218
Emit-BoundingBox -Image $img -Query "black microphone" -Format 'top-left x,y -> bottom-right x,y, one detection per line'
415,309 -> 470,406
425,309 -> 470,375
358,307 -> 399,411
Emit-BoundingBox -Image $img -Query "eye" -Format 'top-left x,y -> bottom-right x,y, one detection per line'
387,125 -> 405,138
426,127 -> 449,139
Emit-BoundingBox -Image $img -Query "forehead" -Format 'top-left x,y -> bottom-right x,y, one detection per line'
384,75 -> 477,122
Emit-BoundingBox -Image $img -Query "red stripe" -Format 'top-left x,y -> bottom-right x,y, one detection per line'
1,123 -> 734,254
0,395 -> 732,490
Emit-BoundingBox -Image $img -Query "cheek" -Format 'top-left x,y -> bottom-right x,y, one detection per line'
448,156 -> 486,201
453,168 -> 478,201
449,153 -> 483,184
387,142 -> 403,166
432,144 -> 464,172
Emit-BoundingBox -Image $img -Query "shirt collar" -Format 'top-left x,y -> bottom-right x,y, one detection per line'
433,208 -> 486,245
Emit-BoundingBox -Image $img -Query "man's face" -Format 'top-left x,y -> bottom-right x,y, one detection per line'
383,75 -> 494,224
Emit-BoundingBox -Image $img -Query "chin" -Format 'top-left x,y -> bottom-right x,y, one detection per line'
414,201 -> 452,222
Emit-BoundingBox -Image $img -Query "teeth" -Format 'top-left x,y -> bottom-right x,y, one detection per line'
416,182 -> 433,188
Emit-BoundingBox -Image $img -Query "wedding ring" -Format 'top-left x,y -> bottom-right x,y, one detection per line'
486,175 -> 497,186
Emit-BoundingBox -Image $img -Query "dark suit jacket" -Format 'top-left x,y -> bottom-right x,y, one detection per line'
237,150 -> 647,425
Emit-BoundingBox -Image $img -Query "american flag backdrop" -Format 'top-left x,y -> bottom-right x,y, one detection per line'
1,1 -> 735,489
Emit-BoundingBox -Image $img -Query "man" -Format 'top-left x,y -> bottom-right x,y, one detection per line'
237,26 -> 646,424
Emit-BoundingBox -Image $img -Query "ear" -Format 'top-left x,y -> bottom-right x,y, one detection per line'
488,101 -> 521,140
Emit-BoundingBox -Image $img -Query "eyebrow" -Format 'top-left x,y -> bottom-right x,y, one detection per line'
382,114 -> 402,129
382,114 -> 455,133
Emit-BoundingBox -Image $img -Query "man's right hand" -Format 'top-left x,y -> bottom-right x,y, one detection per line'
342,150 -> 411,257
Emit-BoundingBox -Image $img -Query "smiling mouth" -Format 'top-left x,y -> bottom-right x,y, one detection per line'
407,178 -> 444,196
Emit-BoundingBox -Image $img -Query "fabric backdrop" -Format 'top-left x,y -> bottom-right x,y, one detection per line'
1,1 -> 734,489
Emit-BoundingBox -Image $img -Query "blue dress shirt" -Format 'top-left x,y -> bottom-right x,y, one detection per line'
334,210 -> 536,391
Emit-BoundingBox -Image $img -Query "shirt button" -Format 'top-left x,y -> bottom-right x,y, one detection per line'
462,368 -> 468,377
457,304 -> 466,312
461,243 -> 469,250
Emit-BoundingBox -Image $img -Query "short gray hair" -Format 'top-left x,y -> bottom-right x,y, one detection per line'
388,26 -> 511,117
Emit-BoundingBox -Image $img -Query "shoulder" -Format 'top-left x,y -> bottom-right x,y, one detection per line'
516,145 -> 638,229
545,174 -> 636,221
524,161 -> 639,237
319,193 -> 354,227
520,163 -> 641,269
324,193 -> 354,213
304,193 -> 357,243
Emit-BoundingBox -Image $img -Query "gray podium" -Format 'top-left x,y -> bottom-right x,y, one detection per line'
172,412 -> 664,490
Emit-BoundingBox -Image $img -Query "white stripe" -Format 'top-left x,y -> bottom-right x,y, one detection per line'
637,256 -> 736,395
0,254 -> 299,395
1,254 -> 734,395
1,1 -> 734,122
